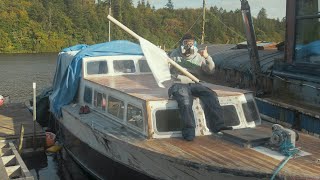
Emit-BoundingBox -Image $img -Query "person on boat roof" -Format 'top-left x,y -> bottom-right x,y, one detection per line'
169,33 -> 215,82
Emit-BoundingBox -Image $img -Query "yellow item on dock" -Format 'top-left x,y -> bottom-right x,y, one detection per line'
46,145 -> 62,153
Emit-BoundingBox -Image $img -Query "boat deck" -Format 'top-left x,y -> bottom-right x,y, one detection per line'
85,74 -> 249,101
139,128 -> 320,179
64,104 -> 320,179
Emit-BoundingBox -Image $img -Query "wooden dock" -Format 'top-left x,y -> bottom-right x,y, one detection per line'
0,142 -> 34,179
0,103 -> 45,153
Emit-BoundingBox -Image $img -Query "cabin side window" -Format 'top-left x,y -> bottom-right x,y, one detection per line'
294,0 -> 320,64
94,91 -> 107,111
87,61 -> 108,75
138,60 -> 151,72
83,86 -> 92,104
155,109 -> 183,132
113,60 -> 136,73
242,100 -> 260,124
127,104 -> 143,129
108,96 -> 124,120
221,105 -> 240,126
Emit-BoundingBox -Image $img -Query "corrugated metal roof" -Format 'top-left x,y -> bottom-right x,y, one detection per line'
199,44 -> 284,74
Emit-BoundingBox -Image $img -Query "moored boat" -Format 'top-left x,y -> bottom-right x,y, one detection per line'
47,36 -> 320,180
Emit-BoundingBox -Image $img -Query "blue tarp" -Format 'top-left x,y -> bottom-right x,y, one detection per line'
50,40 -> 144,118
296,40 -> 320,59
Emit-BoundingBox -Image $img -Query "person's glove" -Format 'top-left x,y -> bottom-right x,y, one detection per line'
199,46 -> 209,59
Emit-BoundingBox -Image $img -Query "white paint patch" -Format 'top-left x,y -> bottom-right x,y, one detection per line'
252,146 -> 312,161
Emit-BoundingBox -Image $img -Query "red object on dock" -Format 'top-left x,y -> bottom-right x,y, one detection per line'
0,95 -> 4,107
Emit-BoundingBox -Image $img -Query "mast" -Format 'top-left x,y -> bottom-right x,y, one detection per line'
240,0 -> 261,91
201,0 -> 206,44
108,0 -> 112,42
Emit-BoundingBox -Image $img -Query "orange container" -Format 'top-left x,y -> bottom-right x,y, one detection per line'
46,132 -> 56,147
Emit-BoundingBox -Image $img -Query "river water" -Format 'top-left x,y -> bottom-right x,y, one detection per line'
0,53 -> 57,103
0,53 -> 92,180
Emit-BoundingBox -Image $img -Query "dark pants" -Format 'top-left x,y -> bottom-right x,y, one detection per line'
189,83 -> 224,132
168,84 -> 195,141
168,83 -> 225,140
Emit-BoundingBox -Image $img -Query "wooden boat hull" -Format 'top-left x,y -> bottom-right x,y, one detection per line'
60,121 -> 153,180
59,108 -> 262,180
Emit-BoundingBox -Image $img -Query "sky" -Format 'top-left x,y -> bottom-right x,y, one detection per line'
132,0 -> 287,19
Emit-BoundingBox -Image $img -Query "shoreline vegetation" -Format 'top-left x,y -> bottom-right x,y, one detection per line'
0,0 -> 285,54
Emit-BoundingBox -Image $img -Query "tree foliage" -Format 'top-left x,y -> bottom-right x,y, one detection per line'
0,0 -> 285,53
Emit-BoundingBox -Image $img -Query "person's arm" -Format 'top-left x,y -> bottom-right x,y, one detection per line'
199,46 -> 215,75
201,56 -> 215,74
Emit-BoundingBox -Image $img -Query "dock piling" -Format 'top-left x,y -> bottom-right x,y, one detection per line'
32,83 -> 36,151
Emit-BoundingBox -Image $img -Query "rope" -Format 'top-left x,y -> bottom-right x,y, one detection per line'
274,75 -> 320,90
279,139 -> 299,156
270,140 -> 300,180
173,12 -> 204,47
206,11 -> 246,41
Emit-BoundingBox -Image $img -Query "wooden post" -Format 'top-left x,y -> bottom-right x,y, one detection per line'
18,124 -> 24,154
107,15 -> 200,83
201,0 -> 206,44
108,0 -> 112,42
33,82 -> 36,150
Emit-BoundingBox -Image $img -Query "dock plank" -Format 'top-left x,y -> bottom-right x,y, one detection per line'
0,103 -> 43,139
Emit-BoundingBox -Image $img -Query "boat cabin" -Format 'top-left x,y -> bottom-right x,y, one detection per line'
77,55 -> 261,139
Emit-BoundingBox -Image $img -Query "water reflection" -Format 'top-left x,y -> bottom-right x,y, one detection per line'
22,149 -> 93,180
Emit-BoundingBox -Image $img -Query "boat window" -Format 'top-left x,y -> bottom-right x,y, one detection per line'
108,96 -> 124,120
294,0 -> 320,64
127,104 -> 143,129
138,60 -> 151,72
242,100 -> 260,123
113,60 -> 136,73
94,91 -> 106,111
87,61 -> 108,75
155,109 -> 183,132
83,86 -> 92,104
221,105 -> 240,126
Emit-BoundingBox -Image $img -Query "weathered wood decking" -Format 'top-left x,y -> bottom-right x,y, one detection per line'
65,104 -> 320,179
0,142 -> 34,179
85,74 -> 248,101
0,103 -> 45,152
138,127 -> 320,179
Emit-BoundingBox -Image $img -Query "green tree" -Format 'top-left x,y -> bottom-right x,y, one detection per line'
165,0 -> 174,10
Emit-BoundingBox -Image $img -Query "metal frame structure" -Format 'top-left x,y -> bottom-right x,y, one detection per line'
283,0 -> 320,76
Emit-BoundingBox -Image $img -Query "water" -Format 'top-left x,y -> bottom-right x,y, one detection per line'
0,53 -> 57,103
0,53 -> 91,180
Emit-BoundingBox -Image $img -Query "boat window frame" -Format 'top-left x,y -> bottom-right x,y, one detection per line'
152,106 -> 185,136
107,95 -> 126,122
126,103 -> 145,131
284,0 -> 320,70
93,90 -> 107,112
84,59 -> 110,77
82,55 -> 152,78
137,59 -> 152,73
113,59 -> 136,74
200,103 -> 243,133
83,86 -> 93,105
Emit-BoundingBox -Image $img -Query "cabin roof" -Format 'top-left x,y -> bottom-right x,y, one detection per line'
85,74 -> 249,101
